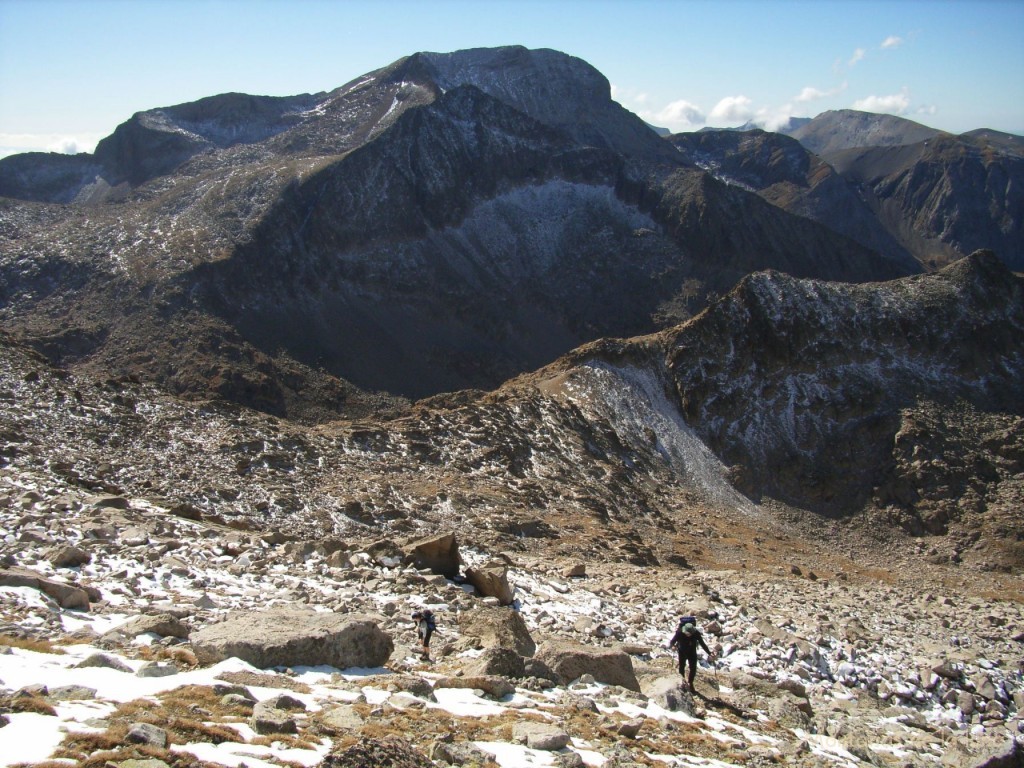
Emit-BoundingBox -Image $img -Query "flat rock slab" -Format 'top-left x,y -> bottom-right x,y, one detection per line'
190,608 -> 393,670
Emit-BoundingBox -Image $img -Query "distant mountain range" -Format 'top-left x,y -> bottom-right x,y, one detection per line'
0,46 -> 1020,420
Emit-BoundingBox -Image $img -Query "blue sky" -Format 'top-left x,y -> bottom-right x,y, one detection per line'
1,0 -> 1022,158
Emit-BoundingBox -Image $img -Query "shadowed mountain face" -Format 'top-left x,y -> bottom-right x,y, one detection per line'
667,129 -> 920,273
0,47 -> 1017,419
682,115 -> 1023,271
663,251 -> 1024,515
827,134 -> 1024,270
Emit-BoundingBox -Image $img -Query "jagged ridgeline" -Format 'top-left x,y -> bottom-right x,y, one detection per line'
2,46 -> 1019,420
0,46 -> 1022,557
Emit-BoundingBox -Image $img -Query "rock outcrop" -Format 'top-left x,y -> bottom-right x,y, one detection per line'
189,608 -> 393,669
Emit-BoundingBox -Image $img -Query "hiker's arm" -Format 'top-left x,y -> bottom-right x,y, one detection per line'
699,636 -> 712,655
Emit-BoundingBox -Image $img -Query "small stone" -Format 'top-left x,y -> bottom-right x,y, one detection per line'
74,653 -> 133,673
616,716 -> 645,738
126,722 -> 168,748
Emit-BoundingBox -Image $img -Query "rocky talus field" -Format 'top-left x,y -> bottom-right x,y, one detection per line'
0,45 -> 1022,768
0,311 -> 1022,768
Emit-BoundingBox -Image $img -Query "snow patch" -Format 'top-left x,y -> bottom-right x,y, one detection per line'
564,362 -> 757,513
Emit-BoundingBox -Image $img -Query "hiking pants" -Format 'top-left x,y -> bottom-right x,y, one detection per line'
418,624 -> 433,648
678,651 -> 698,686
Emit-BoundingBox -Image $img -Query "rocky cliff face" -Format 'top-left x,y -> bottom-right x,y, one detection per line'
663,251 -> 1023,538
666,129 -> 920,274
828,133 -> 1024,269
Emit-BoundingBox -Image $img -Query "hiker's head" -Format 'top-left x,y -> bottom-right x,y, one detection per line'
411,611 -> 422,620
682,623 -> 696,635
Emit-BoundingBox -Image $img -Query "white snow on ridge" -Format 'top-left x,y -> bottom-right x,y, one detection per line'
563,362 -> 757,514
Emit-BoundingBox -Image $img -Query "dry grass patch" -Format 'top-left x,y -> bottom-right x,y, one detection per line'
45,744 -> 222,768
343,706 -> 541,756
1,694 -> 58,716
250,732 -> 323,751
0,633 -> 65,654
216,669 -> 312,693
157,684 -> 252,720
48,687 -> 248,765
138,644 -> 200,667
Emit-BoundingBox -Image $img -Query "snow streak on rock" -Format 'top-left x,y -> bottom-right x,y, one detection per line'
564,361 -> 757,514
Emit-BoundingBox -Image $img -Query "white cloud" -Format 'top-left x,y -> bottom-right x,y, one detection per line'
853,88 -> 911,115
0,132 -> 100,157
610,84 -> 650,107
881,35 -> 904,50
915,104 -> 937,116
647,99 -> 707,131
848,48 -> 866,66
795,82 -> 847,104
753,105 -> 797,132
47,138 -> 86,155
709,95 -> 754,125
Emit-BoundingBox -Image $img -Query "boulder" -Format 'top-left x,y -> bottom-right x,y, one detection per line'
90,495 -> 130,510
74,653 -> 133,673
465,562 -> 514,605
119,526 -> 151,547
189,608 -> 393,669
512,722 -> 570,750
109,613 -> 189,639
48,545 -> 91,568
364,539 -> 405,568
402,532 -> 460,577
616,717 -> 645,738
167,502 -> 203,521
135,662 -> 178,678
459,606 -> 534,656
251,700 -> 298,735
463,647 -> 526,678
434,675 -> 516,700
562,562 -> 587,578
429,740 -> 495,766
536,640 -> 640,692
0,568 -> 91,610
126,722 -> 167,748
318,704 -> 366,733
48,685 -> 97,700
643,676 -> 693,713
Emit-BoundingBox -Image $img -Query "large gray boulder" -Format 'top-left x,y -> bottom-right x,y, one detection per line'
190,608 -> 393,669
458,606 -> 536,656
535,640 -> 641,692
402,532 -> 460,577
465,562 -> 514,605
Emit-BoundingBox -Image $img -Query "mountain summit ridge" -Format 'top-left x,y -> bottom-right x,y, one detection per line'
0,45 -> 1019,419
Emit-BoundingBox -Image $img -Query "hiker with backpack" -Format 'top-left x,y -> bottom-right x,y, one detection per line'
411,609 -> 436,661
669,616 -> 715,691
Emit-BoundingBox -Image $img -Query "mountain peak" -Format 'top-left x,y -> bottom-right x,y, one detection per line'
786,109 -> 942,157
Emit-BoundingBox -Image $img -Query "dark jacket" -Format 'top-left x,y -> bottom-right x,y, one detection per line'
669,626 -> 711,657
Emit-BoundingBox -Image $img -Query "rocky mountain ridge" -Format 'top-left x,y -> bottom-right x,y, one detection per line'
783,110 -> 943,158
2,47 -> 1019,418
0,252 -> 1019,569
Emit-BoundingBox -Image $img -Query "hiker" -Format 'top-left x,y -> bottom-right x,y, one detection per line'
411,609 -> 435,660
669,617 -> 715,691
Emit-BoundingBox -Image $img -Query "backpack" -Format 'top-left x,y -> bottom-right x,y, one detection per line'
422,610 -> 436,630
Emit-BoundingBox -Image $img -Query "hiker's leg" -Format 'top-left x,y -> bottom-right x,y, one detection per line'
686,654 -> 697,689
